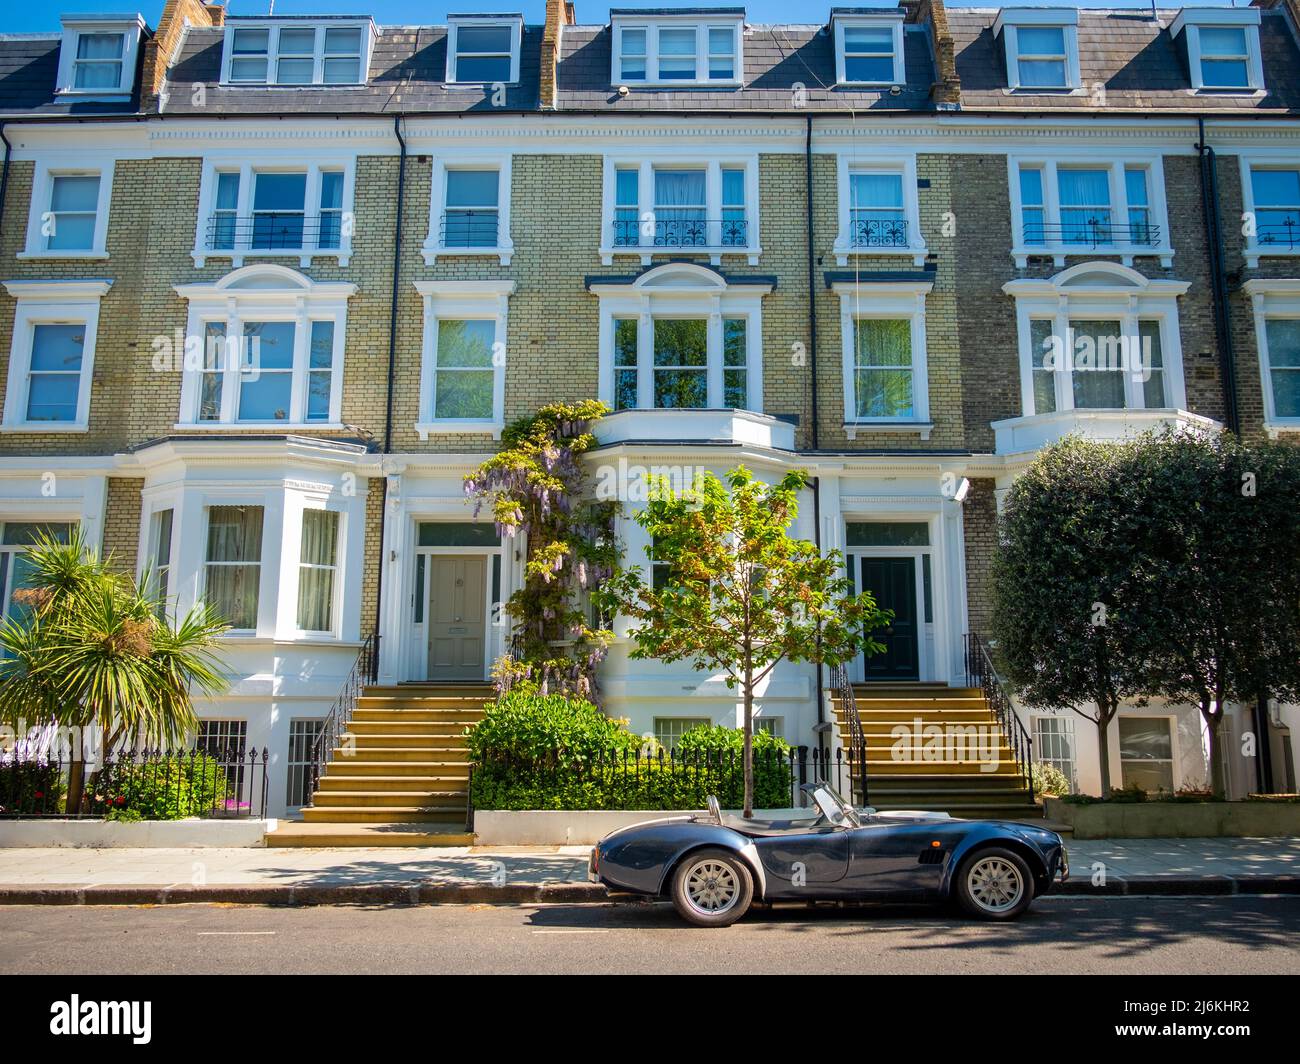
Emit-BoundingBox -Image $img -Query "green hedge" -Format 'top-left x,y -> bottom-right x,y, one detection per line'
470,694 -> 794,810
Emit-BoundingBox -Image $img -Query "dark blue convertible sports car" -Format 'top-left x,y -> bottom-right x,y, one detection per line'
588,783 -> 1068,926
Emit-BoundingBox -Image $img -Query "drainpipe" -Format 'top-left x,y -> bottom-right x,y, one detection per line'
371,115 -> 408,677
0,125 -> 11,258
811,476 -> 827,749
1195,116 -> 1241,435
805,114 -> 820,451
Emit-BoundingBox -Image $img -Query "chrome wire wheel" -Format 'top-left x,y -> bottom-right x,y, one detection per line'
965,855 -> 1025,914
683,858 -> 740,916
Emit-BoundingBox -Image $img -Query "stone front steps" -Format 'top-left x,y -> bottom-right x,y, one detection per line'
265,683 -> 490,848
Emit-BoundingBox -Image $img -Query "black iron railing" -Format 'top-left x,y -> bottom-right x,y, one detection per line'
305,633 -> 380,805
849,217 -> 909,249
1021,219 -> 1161,249
612,217 -> 749,249
0,745 -> 270,819
833,662 -> 869,807
1256,220 -> 1300,250
964,632 -> 1035,802
472,744 -> 852,812
206,212 -> 343,252
439,210 -> 500,249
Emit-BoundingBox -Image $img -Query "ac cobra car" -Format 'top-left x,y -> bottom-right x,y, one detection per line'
588,783 -> 1067,926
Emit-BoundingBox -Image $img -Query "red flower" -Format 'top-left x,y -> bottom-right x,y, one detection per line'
33,791 -> 44,799
115,795 -> 126,806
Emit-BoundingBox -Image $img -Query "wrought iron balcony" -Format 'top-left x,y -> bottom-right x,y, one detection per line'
611,217 -> 749,249
439,210 -> 501,249
1256,219 -> 1300,250
1021,219 -> 1162,249
849,217 -> 910,248
205,212 -> 343,252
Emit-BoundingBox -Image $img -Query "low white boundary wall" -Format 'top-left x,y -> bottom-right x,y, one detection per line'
473,809 -> 803,846
0,818 -> 277,848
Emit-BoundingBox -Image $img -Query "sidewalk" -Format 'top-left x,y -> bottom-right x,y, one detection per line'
0,837 -> 1296,906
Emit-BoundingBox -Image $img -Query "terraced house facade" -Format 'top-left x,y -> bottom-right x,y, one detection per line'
1,0 -> 1298,824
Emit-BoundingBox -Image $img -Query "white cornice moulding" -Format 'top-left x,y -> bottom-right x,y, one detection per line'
2,279 -> 112,301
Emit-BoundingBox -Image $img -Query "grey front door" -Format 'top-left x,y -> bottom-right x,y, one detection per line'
427,555 -> 487,680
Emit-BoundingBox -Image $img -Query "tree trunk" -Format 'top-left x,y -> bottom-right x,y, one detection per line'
65,758 -> 86,815
1096,709 -> 1113,798
742,671 -> 754,818
1206,704 -> 1227,799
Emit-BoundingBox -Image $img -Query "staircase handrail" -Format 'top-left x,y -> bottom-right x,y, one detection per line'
833,662 -> 869,807
964,633 -> 1035,802
305,633 -> 380,806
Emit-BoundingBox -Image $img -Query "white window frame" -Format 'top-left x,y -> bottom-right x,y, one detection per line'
611,17 -> 744,87
414,280 -> 515,439
174,264 -> 356,430
423,157 -> 514,265
590,263 -> 769,416
1171,8 -> 1264,94
1007,155 -> 1173,268
55,17 -> 144,96
1,280 -> 110,434
191,157 -> 356,268
292,503 -> 344,638
1243,279 -> 1300,437
1239,157 -> 1300,268
20,159 -> 115,261
219,19 -> 374,87
599,154 -> 760,266
994,8 -> 1080,92
831,279 -> 932,440
445,15 -> 522,85
832,13 -> 906,87
201,503 -> 266,636
1003,263 -> 1191,420
833,154 -> 927,267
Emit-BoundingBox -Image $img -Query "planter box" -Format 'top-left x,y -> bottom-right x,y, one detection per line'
1043,798 -> 1300,839
473,808 -> 803,847
0,818 -> 277,848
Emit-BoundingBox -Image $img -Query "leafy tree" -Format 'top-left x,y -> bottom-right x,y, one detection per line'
992,436 -> 1151,797
464,400 -> 620,700
601,466 -> 889,816
1122,431 -> 1300,797
0,531 -> 230,812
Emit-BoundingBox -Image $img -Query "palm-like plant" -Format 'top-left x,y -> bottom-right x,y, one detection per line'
0,530 -> 230,812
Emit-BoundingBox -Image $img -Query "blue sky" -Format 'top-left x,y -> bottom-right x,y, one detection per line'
2,0 -> 1251,36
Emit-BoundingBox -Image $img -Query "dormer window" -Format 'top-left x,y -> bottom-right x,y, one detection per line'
56,16 -> 145,96
221,19 -> 373,86
1171,8 -> 1263,93
994,8 -> 1079,91
611,15 -> 743,87
832,11 -> 905,86
447,15 -> 522,84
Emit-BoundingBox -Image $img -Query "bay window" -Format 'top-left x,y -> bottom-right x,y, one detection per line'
591,263 -> 768,414
0,522 -> 75,628
204,505 -> 264,631
415,280 -> 514,438
175,265 -> 355,428
1010,157 -> 1170,266
297,509 -> 340,633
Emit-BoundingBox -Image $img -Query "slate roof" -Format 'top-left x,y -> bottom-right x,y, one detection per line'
556,23 -> 938,111
949,8 -> 1300,113
0,33 -> 143,115
157,24 -> 541,114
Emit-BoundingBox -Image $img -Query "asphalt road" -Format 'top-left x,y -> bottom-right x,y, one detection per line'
2,896 -> 1299,975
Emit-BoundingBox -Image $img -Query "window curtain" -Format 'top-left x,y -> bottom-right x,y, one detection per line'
1070,319 -> 1126,409
205,506 -> 264,630
654,170 -> 706,244
1058,169 -> 1111,244
297,509 -> 339,632
853,318 -> 913,418
1266,318 -> 1300,417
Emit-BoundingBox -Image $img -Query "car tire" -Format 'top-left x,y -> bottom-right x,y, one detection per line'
954,847 -> 1035,921
670,848 -> 754,928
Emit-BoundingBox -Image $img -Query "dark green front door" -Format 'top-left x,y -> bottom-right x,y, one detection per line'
860,556 -> 919,681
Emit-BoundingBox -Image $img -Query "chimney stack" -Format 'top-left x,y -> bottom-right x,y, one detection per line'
142,0 -> 225,104
540,0 -> 576,110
